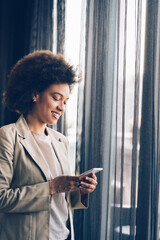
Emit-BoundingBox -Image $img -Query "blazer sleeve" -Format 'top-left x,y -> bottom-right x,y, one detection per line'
57,131 -> 89,210
0,127 -> 51,213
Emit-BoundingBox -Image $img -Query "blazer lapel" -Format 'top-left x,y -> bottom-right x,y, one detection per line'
47,128 -> 71,175
16,116 -> 51,181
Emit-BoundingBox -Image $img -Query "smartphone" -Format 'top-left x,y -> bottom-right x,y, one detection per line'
79,168 -> 103,176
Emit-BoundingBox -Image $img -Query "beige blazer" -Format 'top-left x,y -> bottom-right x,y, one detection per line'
0,115 -> 87,240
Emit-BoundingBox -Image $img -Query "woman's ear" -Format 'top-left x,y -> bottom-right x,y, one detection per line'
32,93 -> 39,102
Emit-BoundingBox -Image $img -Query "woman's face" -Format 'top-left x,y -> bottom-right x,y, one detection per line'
31,83 -> 70,125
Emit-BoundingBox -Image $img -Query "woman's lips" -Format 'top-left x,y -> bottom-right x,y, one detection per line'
51,111 -> 60,119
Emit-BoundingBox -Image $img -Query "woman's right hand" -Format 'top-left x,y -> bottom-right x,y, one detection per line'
49,176 -> 80,195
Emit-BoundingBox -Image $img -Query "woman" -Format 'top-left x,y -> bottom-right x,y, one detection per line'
0,50 -> 97,240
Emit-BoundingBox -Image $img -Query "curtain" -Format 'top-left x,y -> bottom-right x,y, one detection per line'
29,0 -> 53,52
74,0 -> 119,239
55,0 -> 66,134
136,1 -> 160,240
0,0 -> 53,127
74,0 -> 150,240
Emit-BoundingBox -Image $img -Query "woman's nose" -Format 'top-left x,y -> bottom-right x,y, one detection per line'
57,101 -> 65,113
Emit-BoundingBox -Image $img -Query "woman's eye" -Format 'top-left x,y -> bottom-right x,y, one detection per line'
52,96 -> 59,101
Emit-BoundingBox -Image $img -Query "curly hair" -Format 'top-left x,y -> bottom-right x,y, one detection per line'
3,50 -> 76,115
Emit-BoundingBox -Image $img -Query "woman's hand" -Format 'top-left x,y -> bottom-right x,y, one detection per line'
49,173 -> 98,195
79,173 -> 98,194
49,176 -> 80,195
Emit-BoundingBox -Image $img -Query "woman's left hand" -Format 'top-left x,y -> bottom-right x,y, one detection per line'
79,173 -> 98,194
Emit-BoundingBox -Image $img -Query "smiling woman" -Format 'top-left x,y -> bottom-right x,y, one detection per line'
27,83 -> 70,133
3,50 -> 75,115
0,50 -> 98,240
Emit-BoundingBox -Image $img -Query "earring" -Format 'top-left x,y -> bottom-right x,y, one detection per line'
32,98 -> 36,102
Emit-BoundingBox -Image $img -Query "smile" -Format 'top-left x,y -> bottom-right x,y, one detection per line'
51,111 -> 60,120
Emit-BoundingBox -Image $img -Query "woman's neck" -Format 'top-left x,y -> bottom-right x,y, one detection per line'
25,114 -> 47,135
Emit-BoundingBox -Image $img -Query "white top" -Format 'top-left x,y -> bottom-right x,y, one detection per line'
32,131 -> 69,240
